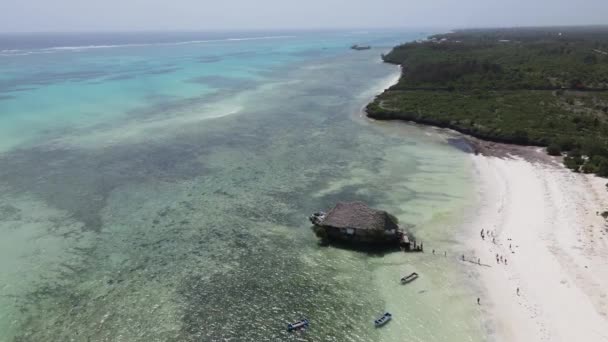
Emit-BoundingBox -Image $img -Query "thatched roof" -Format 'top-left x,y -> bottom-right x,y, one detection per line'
320,202 -> 399,231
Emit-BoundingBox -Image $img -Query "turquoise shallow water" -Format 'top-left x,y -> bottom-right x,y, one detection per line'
0,31 -> 482,341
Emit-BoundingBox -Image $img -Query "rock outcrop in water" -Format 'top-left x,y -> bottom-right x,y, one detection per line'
310,202 -> 416,250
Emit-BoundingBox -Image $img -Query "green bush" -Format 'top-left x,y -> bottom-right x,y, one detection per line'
598,159 -> 608,177
582,162 -> 598,174
547,144 -> 562,156
564,156 -> 583,171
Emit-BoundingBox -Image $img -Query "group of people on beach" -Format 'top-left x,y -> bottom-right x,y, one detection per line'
426,228 -> 522,306
480,228 -> 496,240
481,228 -> 499,244
477,229 -> 523,305
481,228 -> 513,265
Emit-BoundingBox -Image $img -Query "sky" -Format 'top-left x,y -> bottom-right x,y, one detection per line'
0,0 -> 607,32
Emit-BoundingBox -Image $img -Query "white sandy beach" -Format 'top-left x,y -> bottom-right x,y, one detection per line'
468,152 -> 608,342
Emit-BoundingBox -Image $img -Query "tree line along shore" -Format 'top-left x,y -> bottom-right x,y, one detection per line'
366,26 -> 608,176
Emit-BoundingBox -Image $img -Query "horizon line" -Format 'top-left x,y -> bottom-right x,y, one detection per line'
2,23 -> 608,35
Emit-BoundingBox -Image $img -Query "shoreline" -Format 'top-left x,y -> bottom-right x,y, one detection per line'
357,64 -> 402,118
466,151 -> 608,342
365,109 -> 549,151
354,61 -> 490,341
361,51 -> 608,340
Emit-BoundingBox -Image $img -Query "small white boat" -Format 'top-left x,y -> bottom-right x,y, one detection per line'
401,272 -> 419,284
287,318 -> 309,332
374,312 -> 392,327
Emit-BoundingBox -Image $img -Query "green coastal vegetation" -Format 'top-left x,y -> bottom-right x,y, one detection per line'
367,26 -> 608,176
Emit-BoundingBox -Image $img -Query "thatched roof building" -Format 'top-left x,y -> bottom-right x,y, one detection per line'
321,202 -> 399,232
310,202 -> 406,246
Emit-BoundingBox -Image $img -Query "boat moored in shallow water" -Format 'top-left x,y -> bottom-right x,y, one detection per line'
287,318 -> 309,332
351,44 -> 371,50
374,312 -> 392,327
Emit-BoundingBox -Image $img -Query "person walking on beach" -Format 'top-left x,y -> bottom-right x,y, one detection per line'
462,254 -> 465,261
505,258 -> 508,265
517,287 -> 520,296
432,249 -> 435,255
477,297 -> 480,305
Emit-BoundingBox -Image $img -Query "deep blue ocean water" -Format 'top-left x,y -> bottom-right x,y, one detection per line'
0,30 -> 482,341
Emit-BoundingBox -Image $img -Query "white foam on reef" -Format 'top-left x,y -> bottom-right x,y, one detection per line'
0,35 -> 297,57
